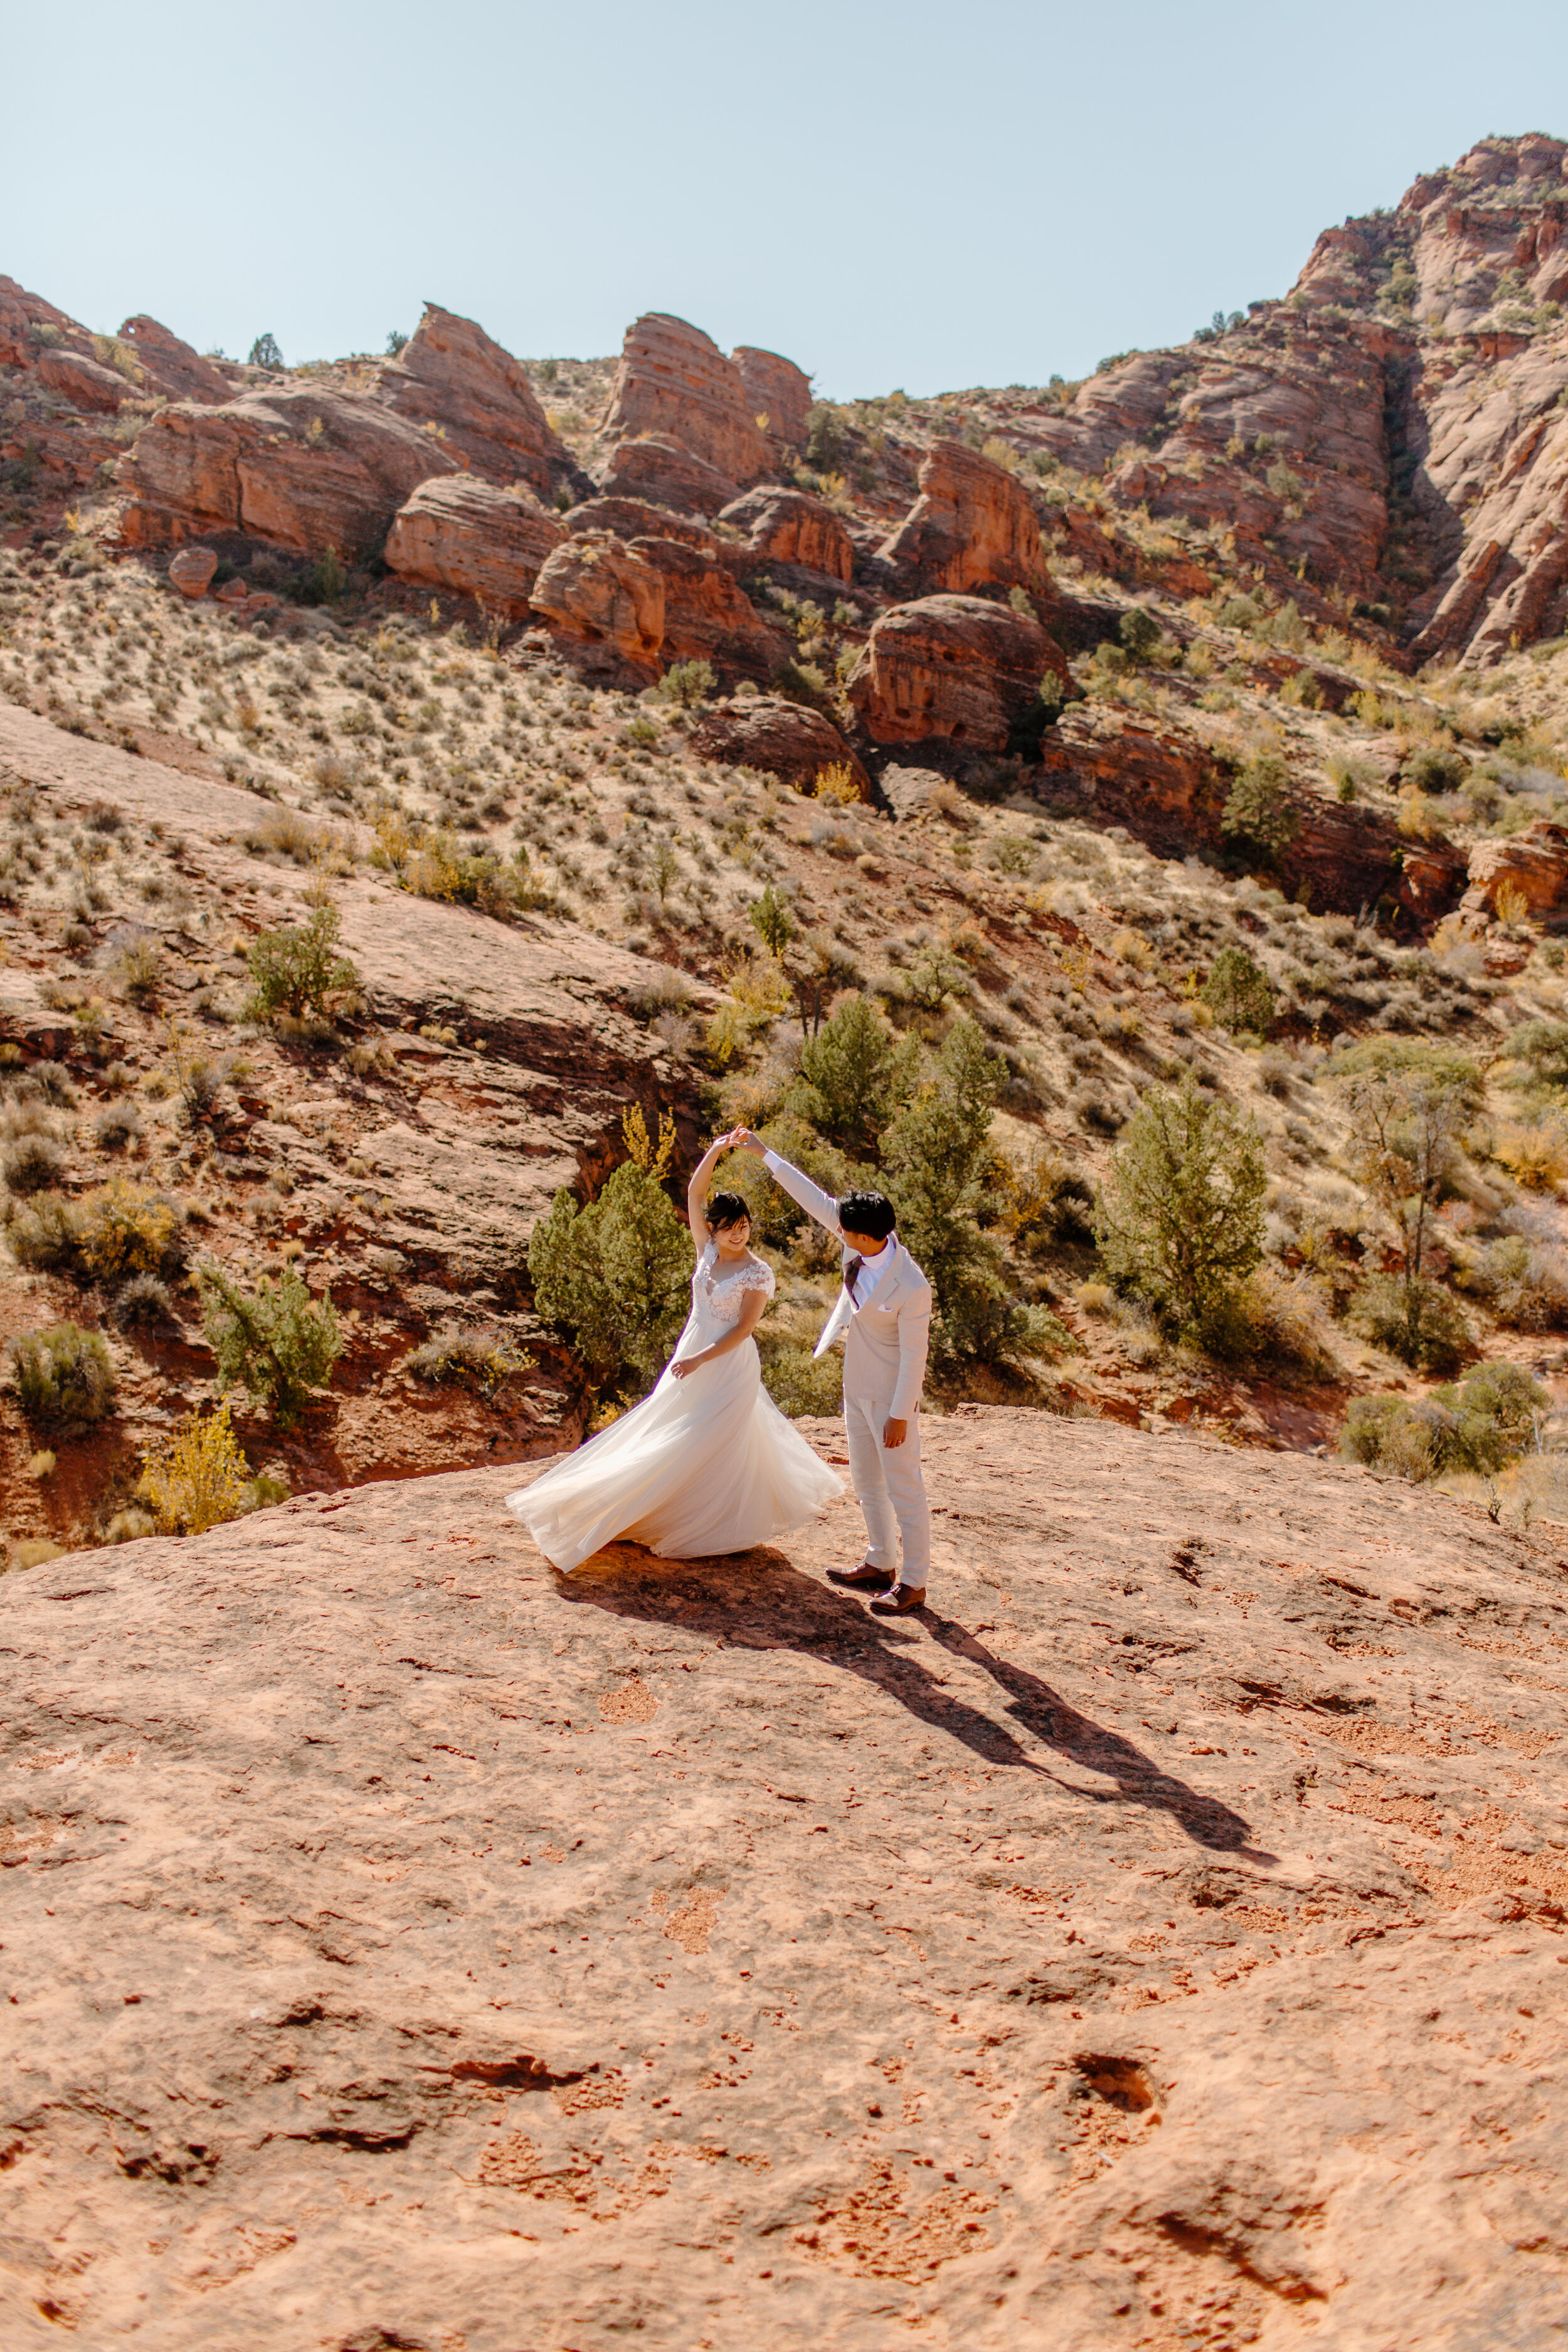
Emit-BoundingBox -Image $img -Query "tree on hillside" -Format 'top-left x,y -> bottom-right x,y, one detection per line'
1096,1074 -> 1266,1334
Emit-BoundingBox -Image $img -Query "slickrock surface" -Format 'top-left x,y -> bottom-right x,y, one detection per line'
4,1409 -> 1566,2350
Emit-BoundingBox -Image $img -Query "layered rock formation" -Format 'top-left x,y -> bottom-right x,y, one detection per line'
3,1411 -> 1564,2349
34,348 -> 128,413
1460,818 -> 1568,921
631,534 -> 787,679
600,312 -> 770,486
690,692 -> 867,792
373,302 -> 566,495
117,383 -> 458,558
718,485 -> 854,583
733,342 -> 812,453
596,433 -> 741,517
114,315 -> 233,405
529,532 -> 665,669
383,476 -> 564,613
849,593 -> 1069,750
879,438 -> 1046,595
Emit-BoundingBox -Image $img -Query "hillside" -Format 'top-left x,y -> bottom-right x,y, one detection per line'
3,134 -> 1568,1557
3,1407 -> 1565,2349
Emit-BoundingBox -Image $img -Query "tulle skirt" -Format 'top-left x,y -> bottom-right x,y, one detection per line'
505,1328 -> 844,1573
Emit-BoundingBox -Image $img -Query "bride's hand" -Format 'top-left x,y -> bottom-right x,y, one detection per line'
671,1354 -> 702,1380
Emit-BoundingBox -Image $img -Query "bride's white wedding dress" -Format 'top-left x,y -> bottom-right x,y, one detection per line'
506,1242 -> 844,1572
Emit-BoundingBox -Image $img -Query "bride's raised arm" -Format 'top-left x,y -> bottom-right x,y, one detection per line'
687,1130 -> 743,1254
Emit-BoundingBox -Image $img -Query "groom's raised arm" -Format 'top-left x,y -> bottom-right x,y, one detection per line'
746,1140 -> 842,1239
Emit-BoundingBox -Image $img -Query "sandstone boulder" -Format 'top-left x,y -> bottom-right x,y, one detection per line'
601,312 -> 770,485
847,594 -> 1067,750
1461,820 -> 1568,920
690,694 -> 867,792
116,314 -> 234,405
118,384 -> 458,559
879,438 -> 1046,595
718,486 -> 854,583
374,302 -> 565,494
529,532 -> 664,669
733,344 -> 812,452
598,433 -> 741,517
384,476 -> 564,614
562,496 -> 719,554
35,347 -> 128,413
630,537 -> 788,681
166,546 -> 218,599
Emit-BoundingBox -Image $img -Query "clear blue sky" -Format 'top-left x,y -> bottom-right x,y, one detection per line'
7,1 -> 1567,399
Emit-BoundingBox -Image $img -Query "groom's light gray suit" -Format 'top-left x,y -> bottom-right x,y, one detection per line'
763,1150 -> 933,1590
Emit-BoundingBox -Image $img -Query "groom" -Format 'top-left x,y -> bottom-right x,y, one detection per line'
734,1133 -> 932,1615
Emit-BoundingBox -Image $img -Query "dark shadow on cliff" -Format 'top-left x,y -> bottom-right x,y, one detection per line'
557,1540 -> 1256,1856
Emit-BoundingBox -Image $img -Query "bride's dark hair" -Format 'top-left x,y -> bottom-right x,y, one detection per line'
706,1190 -> 751,1232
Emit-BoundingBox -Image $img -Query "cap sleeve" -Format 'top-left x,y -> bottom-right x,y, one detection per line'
741,1260 -> 775,1296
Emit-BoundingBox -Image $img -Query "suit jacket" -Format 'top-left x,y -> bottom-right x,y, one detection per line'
764,1153 -> 932,1421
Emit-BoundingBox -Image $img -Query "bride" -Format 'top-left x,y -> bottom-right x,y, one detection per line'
506,1131 -> 844,1572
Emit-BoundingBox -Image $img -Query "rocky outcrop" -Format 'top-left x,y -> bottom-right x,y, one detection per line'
115,315 -> 234,405
34,348 -> 127,413
847,593 -> 1067,750
1460,820 -> 1568,921
629,537 -> 787,681
691,693 -> 867,792
563,496 -> 719,554
597,434 -> 741,518
529,532 -> 664,670
4,1411 -> 1565,2349
600,313 -> 770,485
384,476 -> 564,613
733,344 -> 812,453
718,486 -> 854,583
117,383 -> 457,558
373,302 -> 566,495
166,546 -> 218,598
878,440 -> 1047,595
0,274 -> 93,370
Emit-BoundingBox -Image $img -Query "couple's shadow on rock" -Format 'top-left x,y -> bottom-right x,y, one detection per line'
560,1541 -> 1259,1858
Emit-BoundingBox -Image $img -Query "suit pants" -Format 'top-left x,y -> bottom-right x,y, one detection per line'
844,1392 -> 930,1587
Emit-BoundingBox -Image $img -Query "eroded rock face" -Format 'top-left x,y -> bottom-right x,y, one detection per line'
3,1411 -> 1564,2349
628,536 -> 786,681
0,274 -> 93,370
35,348 -> 127,413
878,439 -> 1046,595
1461,820 -> 1568,920
848,594 -> 1066,750
597,433 -> 742,517
601,314 -> 769,485
373,302 -> 565,494
384,476 -> 564,613
690,693 -> 867,792
733,344 -> 812,452
718,486 -> 854,583
529,532 -> 664,669
117,384 -> 457,558
166,546 -> 218,598
562,496 -> 720,554
115,315 -> 235,405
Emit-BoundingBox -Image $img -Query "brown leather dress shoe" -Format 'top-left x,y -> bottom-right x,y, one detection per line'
827,1564 -> 895,1592
869,1584 -> 927,1615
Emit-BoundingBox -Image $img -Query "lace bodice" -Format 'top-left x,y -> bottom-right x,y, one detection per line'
692,1241 -> 775,1333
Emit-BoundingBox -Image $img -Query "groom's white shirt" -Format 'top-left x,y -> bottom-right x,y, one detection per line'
761,1150 -> 931,1421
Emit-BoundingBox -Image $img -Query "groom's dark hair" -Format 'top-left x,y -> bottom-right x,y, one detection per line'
706,1190 -> 751,1232
838,1190 -> 896,1240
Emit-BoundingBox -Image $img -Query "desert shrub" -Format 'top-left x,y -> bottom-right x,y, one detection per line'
528,1156 -> 693,1399
1222,752 -> 1300,858
77,1178 -> 180,1279
1348,1272 -> 1470,1373
246,904 -> 360,1022
243,807 -> 320,863
3,1132 -> 66,1194
196,1259 -> 342,1426
1506,1019 -> 1568,1091
1490,1115 -> 1568,1191
92,1102 -> 143,1152
655,659 -> 716,709
1201,945 -> 1275,1035
1342,1360 -> 1545,1482
814,762 -> 862,807
402,1326 -> 532,1397
7,1191 -> 78,1270
112,1272 -> 176,1328
761,1343 -> 843,1417
882,1017 -> 1067,1369
408,832 -> 526,918
1217,593 -> 1263,630
1096,1074 -> 1266,1334
1119,607 -> 1162,663
11,1537 -> 66,1570
787,993 -> 919,1162
137,1399 -> 250,1536
115,938 -> 165,1000
12,1322 -> 115,1424
29,1061 -> 79,1108
1196,1263 -> 1335,1371
1403,746 -> 1469,795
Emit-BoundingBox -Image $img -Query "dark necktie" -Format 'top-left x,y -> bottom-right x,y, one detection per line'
844,1254 -> 863,1300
